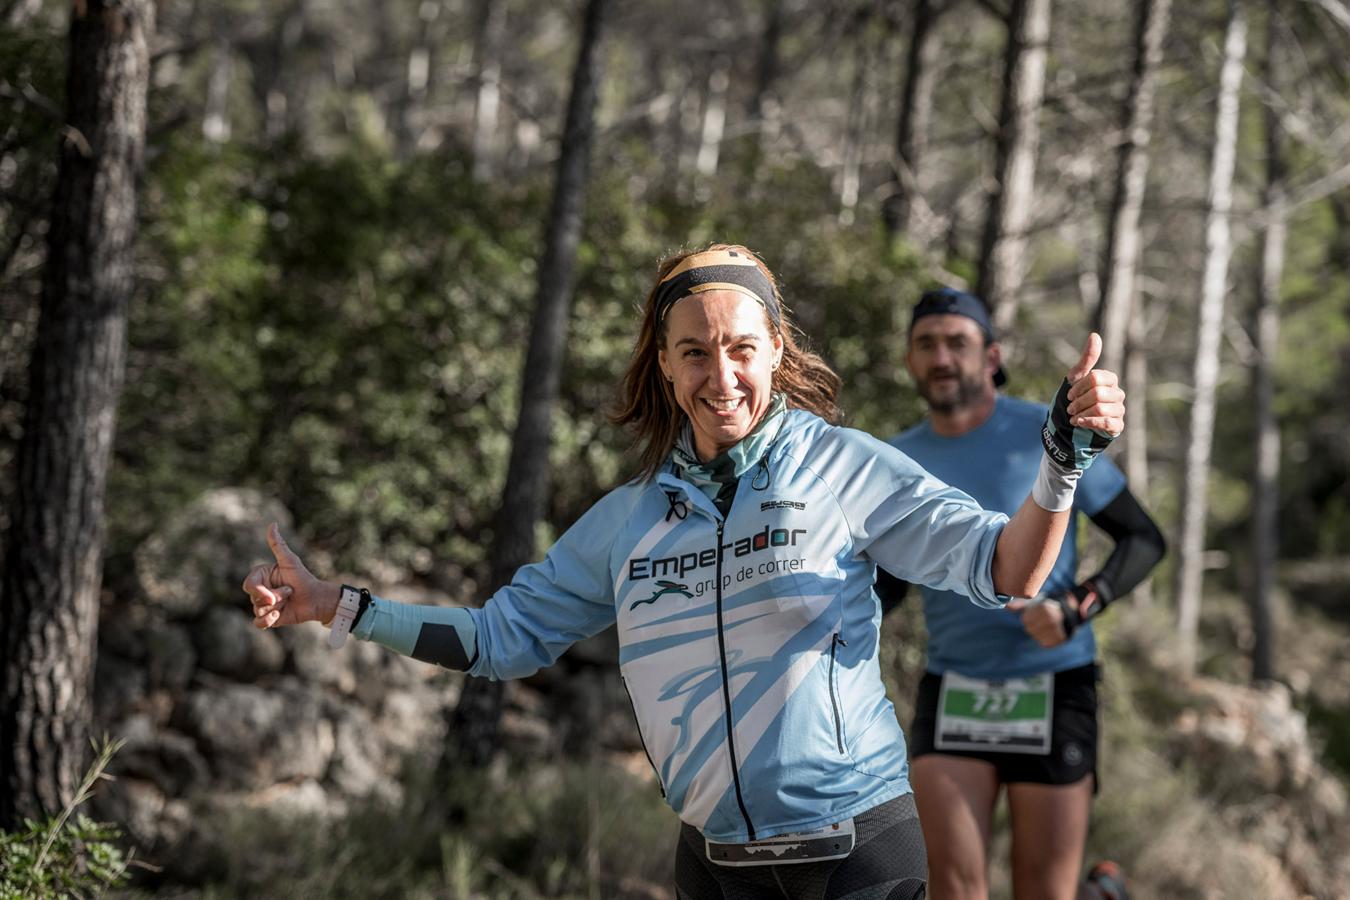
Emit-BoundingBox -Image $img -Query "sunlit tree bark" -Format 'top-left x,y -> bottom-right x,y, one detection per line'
976,0 -> 1051,333
883,0 -> 944,247
0,0 -> 153,828
1176,0 -> 1247,674
1095,0 -> 1172,372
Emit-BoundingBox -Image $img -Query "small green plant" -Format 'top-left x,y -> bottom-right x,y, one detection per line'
0,737 -> 133,900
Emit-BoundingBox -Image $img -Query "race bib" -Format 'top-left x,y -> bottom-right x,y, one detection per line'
935,672 -> 1054,755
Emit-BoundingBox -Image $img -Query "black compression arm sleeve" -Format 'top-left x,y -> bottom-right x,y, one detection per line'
875,568 -> 912,618
1086,487 -> 1166,605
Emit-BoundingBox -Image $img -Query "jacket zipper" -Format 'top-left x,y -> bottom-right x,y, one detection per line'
714,517 -> 756,840
621,677 -> 665,797
829,634 -> 847,754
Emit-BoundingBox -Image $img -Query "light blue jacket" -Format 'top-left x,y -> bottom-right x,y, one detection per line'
355,409 -> 1008,842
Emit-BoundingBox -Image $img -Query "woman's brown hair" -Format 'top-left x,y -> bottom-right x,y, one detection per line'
611,243 -> 843,481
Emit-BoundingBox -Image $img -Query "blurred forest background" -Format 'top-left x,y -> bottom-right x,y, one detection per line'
1,0 -> 1349,896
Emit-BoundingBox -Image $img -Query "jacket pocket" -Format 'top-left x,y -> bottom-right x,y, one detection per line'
828,634 -> 847,754
621,677 -> 666,797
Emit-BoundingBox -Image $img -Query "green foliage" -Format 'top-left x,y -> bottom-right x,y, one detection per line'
176,759 -> 675,899
0,815 -> 130,900
109,120 -> 936,584
0,739 -> 132,899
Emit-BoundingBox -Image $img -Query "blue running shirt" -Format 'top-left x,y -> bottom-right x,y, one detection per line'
889,396 -> 1126,678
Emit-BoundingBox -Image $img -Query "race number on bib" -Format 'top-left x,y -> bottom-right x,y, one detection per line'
935,672 -> 1054,755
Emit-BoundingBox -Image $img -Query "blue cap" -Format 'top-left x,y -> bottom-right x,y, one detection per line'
910,287 -> 1008,387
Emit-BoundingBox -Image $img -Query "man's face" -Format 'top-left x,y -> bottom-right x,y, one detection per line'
906,314 -> 999,413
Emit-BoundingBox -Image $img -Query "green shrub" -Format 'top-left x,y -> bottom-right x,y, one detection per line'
0,739 -> 132,899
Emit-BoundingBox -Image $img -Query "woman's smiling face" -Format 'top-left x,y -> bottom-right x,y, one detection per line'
659,290 -> 783,462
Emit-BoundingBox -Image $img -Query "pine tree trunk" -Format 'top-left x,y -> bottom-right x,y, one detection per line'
1095,0 -> 1172,372
977,0 -> 1051,333
883,0 -> 943,246
1175,0 -> 1247,675
0,0 -> 153,828
1249,5 -> 1285,683
450,0 -> 610,767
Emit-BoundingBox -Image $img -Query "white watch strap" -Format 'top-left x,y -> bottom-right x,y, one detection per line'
329,585 -> 362,649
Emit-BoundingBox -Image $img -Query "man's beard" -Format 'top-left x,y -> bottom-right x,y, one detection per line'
917,369 -> 985,413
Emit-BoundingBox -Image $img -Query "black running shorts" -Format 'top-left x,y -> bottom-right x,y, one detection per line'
908,663 -> 1098,788
674,793 -> 927,900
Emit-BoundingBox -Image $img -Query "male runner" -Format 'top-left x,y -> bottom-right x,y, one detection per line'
876,288 -> 1165,900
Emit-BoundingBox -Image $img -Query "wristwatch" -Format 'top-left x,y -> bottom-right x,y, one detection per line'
329,584 -> 363,649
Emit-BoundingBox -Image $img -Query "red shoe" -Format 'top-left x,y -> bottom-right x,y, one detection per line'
1086,860 -> 1129,900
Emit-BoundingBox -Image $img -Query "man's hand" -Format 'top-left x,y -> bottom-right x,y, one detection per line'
1008,582 -> 1102,647
241,522 -> 340,629
1008,596 -> 1070,647
1042,334 -> 1126,472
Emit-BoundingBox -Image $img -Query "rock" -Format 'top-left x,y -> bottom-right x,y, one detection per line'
328,705 -> 401,803
145,620 -> 197,693
195,606 -> 285,679
279,622 -> 361,692
136,488 -> 294,620
92,776 -> 165,850
111,716 -> 211,796
240,778 -> 343,820
179,680 -> 333,789
1172,678 -> 1315,794
94,652 -> 148,723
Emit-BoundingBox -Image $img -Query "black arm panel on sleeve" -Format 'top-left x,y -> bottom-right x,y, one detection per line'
1086,487 -> 1167,606
875,568 -> 912,619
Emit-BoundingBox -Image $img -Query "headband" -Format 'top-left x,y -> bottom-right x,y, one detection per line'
653,249 -> 781,328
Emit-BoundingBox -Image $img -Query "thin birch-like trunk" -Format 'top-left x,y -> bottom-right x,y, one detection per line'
884,0 -> 943,246
1096,0 -> 1173,372
1175,0 -> 1247,674
470,0 -> 506,181
696,59 -> 730,179
977,0 -> 1052,333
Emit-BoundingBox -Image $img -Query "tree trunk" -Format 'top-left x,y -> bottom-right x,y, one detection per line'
1249,5 -> 1285,684
1124,305 -> 1154,606
1095,0 -> 1172,372
202,37 -> 233,143
695,57 -> 731,181
0,0 -> 153,828
977,0 -> 1051,333
1175,0 -> 1247,675
470,0 -> 506,181
745,0 -> 785,151
883,0 -> 943,247
838,35 -> 872,225
450,0 -> 610,767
